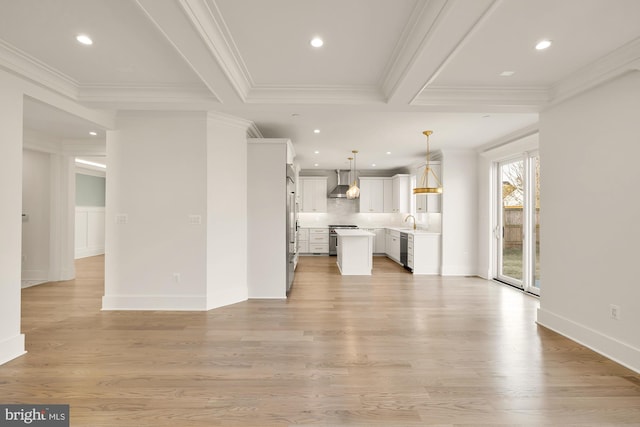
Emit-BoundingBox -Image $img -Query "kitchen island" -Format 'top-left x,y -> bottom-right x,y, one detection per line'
335,229 -> 375,275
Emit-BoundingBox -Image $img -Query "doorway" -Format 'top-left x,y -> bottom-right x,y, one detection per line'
495,152 -> 540,295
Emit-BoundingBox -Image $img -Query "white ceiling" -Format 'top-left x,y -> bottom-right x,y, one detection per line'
2,0 -> 639,170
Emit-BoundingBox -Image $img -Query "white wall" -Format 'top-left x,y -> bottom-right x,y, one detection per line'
0,75 -> 26,364
440,149 -> 478,276
537,71 -> 640,372
205,114 -> 250,309
103,112 -> 208,310
22,149 -> 51,285
75,206 -> 105,259
247,140 -> 288,299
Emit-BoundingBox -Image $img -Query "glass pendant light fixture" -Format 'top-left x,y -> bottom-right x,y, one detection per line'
346,150 -> 360,199
413,130 -> 442,194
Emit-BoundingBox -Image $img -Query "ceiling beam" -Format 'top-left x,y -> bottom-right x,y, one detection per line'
135,0 -> 245,105
383,0 -> 499,106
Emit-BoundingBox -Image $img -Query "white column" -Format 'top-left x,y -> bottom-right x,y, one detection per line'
103,112 -> 208,310
0,79 -> 26,364
206,113 -> 252,309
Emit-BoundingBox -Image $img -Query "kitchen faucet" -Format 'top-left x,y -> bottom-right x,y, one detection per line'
404,214 -> 417,230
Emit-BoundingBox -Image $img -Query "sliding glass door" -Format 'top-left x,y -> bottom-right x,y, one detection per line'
496,153 -> 540,295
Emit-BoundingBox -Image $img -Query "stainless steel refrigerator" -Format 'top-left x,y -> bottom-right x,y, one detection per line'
286,164 -> 297,293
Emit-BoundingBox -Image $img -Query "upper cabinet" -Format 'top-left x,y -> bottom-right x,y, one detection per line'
299,177 -> 328,213
391,174 -> 410,213
359,178 -> 385,213
414,163 -> 441,213
358,175 -> 410,213
383,178 -> 393,213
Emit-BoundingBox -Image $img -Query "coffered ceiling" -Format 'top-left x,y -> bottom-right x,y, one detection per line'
2,0 -> 639,169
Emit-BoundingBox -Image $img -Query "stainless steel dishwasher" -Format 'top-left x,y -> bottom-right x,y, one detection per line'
400,232 -> 408,268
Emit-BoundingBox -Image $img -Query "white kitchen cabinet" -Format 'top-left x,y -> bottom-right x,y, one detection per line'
385,228 -> 401,263
415,163 -> 442,213
391,174 -> 410,213
383,178 -> 393,213
407,233 -> 441,274
300,177 -> 328,213
358,178 -> 385,213
297,228 -> 309,253
335,229 -> 374,275
307,228 -> 329,254
361,228 -> 375,252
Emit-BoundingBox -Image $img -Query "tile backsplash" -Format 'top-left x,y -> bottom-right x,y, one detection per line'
298,198 -> 441,231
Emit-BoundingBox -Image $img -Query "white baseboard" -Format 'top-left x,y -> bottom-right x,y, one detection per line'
21,279 -> 48,289
0,334 -> 26,366
21,269 -> 49,282
537,308 -> 640,374
102,295 -> 207,311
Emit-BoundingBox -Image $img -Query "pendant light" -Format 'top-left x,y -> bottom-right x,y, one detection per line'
346,150 -> 360,199
413,130 -> 442,194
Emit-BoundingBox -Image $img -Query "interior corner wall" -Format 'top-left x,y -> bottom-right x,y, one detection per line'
0,77 -> 26,365
440,150 -> 478,276
475,153 -> 494,280
247,140 -> 287,299
103,113 -> 208,310
537,71 -> 640,373
205,116 -> 249,309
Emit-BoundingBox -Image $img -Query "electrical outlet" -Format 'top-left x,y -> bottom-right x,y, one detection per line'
609,304 -> 621,320
172,273 -> 181,284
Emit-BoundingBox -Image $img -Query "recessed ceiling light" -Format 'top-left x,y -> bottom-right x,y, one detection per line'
499,71 -> 515,77
313,129 -> 320,134
89,131 -> 97,136
314,150 -> 320,154
482,114 -> 491,118
535,39 -> 552,50
314,163 -> 319,167
386,151 -> 391,155
310,37 -> 323,48
372,164 -> 377,167
76,34 -> 93,45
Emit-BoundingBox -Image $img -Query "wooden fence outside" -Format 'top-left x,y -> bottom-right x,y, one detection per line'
503,207 -> 540,248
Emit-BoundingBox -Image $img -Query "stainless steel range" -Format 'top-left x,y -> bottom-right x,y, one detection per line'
329,224 -> 358,255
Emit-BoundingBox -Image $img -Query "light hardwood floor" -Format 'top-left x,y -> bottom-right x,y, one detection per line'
3,255 -> 640,426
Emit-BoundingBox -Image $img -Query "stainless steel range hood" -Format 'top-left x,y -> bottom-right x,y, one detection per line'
328,170 -> 352,198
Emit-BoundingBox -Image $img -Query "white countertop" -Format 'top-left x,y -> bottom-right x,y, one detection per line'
335,229 -> 375,237
387,227 -> 441,236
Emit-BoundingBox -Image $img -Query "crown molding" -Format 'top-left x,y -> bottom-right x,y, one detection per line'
413,85 -> 548,110
178,0 -> 252,101
0,39 -> 79,99
246,122 -> 263,138
550,37 -> 640,106
246,85 -> 385,104
78,84 -> 219,109
477,123 -> 539,156
207,110 -> 256,131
